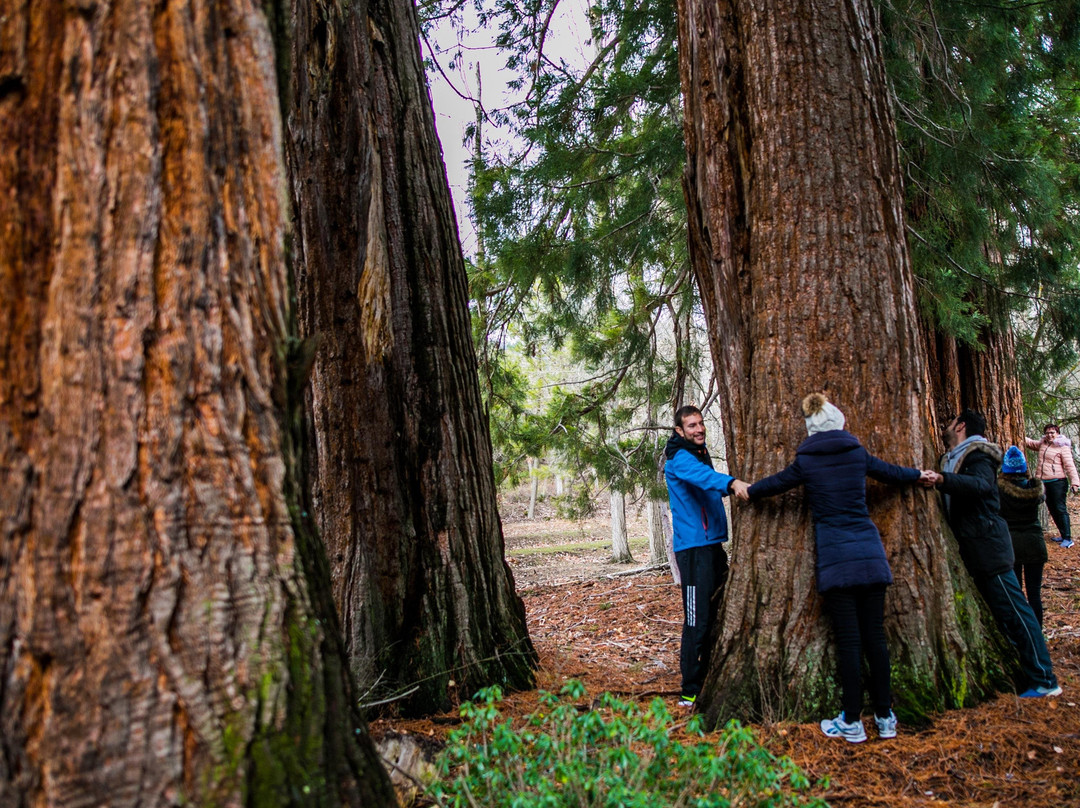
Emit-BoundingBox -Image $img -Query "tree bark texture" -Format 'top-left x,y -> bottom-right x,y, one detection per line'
676,0 -> 1015,724
923,310 -> 1027,449
0,1 -> 395,805
287,0 -> 536,714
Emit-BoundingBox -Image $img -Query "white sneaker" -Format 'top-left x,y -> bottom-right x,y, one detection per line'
819,713 -> 867,743
875,711 -> 898,739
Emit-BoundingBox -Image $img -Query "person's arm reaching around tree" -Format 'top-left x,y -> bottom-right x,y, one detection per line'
866,455 -> 922,486
747,460 -> 805,501
666,450 -> 749,499
925,452 -> 997,497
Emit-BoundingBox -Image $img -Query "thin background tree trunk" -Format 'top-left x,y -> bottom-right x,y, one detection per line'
287,0 -> 536,714
646,496 -> 668,565
0,1 -> 394,804
676,0 -> 1014,724
528,458 -> 540,519
610,489 -> 633,562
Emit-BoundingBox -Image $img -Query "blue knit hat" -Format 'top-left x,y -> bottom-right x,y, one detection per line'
1002,445 -> 1028,474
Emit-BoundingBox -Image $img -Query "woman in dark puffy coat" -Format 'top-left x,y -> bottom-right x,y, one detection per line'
998,445 -> 1048,625
748,393 -> 932,743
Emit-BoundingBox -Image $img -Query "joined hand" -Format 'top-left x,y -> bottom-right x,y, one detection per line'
730,479 -> 751,501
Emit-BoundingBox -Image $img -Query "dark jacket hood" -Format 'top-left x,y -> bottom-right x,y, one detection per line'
998,474 -> 1044,501
665,431 -> 712,466
796,429 -> 861,456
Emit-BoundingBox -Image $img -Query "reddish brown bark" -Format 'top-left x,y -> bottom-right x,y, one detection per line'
286,0 -> 536,714
0,1 -> 393,804
676,0 -> 1014,723
923,308 -> 1027,448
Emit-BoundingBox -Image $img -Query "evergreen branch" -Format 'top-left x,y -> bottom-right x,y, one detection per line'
566,35 -> 622,98
906,225 -> 1080,302
539,363 -> 633,390
420,27 -> 489,116
525,0 -> 564,106
417,0 -> 471,25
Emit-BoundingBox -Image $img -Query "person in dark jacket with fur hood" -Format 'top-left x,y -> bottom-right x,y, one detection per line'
924,410 -> 1061,698
998,446 -> 1048,626
748,393 -> 932,743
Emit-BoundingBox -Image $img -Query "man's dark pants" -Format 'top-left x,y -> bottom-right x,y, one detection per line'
675,543 -> 729,698
974,570 -> 1058,690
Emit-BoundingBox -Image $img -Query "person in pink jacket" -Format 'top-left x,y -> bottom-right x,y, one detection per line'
1024,423 -> 1079,548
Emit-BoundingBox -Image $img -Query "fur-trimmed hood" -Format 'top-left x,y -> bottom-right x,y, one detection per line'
941,439 -> 1003,472
998,474 -> 1044,500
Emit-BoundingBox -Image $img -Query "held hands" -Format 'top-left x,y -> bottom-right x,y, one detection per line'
730,479 -> 751,501
919,469 -> 942,487
1072,485 -> 1079,495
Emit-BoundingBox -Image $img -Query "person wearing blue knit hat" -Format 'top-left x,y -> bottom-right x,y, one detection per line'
999,445 -> 1048,625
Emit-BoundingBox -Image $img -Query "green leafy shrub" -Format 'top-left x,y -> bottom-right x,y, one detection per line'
429,680 -> 827,808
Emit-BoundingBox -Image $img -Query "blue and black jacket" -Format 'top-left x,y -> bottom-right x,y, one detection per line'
664,433 -> 735,553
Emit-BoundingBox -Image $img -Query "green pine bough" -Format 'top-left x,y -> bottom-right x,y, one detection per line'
429,680 -> 827,808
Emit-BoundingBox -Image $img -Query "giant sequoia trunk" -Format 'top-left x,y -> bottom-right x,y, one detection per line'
0,2 -> 394,805
923,300 -> 1028,446
287,0 -> 536,714
676,0 -> 1015,724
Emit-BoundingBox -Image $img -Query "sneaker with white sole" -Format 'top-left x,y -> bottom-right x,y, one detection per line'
874,711 -> 898,739
678,694 -> 697,708
819,713 -> 867,743
1019,685 -> 1063,698
1061,539 -> 1074,548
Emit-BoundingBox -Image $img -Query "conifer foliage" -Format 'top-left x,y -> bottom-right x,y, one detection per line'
431,0 -> 1080,461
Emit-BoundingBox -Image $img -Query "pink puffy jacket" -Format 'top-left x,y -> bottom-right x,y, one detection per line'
1024,435 -> 1080,486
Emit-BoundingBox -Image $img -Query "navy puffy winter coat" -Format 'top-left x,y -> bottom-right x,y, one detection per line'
747,430 -> 920,592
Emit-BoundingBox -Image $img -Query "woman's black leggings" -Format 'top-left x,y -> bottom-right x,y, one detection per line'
823,584 -> 891,724
1044,478 -> 1071,541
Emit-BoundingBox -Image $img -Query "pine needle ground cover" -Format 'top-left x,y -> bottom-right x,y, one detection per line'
373,510 -> 1080,807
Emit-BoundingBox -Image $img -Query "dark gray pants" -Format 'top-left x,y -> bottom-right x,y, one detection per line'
975,570 -> 1057,690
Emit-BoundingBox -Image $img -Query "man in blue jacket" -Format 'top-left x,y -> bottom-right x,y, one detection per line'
664,405 -> 749,706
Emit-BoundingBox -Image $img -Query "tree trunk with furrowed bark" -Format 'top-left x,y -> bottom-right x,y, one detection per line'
675,0 -> 1016,725
286,0 -> 536,715
0,1 -> 394,805
924,307 -> 1027,448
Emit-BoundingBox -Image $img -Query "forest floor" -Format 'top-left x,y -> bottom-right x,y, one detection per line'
372,494 -> 1080,807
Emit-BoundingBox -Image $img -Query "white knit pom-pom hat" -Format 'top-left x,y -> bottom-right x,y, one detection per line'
802,392 -> 846,435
